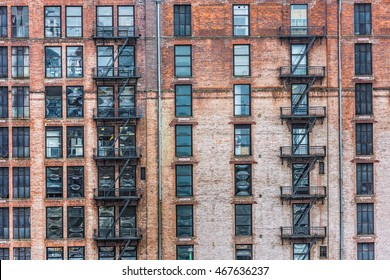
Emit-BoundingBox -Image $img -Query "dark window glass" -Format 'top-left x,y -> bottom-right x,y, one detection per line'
291,44 -> 307,75
96,6 -> 113,37
293,163 -> 309,194
97,86 -> 114,117
118,6 -> 134,36
236,244 -> 252,260
46,207 -> 63,239
293,204 -> 310,234
356,163 -> 373,195
119,86 -> 135,117
97,126 -> 114,157
174,5 -> 191,36
235,164 -> 251,196
98,166 -> 114,197
354,4 -> 371,35
97,46 -> 113,77
177,245 -> 194,260
176,205 -> 193,237
233,5 -> 249,36
67,167 -> 84,198
66,7 -> 82,37
46,127 -> 62,158
118,46 -> 134,76
0,47 -> 7,78
98,206 -> 114,238
0,248 -> 9,260
175,45 -> 192,77
67,86 -> 83,118
292,124 -> 309,155
66,47 -> 83,78
357,243 -> 374,260
0,168 -> 8,199
176,165 -> 192,197
11,47 -> 29,78
175,85 -> 192,117
67,127 -> 83,158
47,247 -> 63,260
46,167 -> 63,198
11,7 -> 28,37
235,204 -> 252,236
0,87 -> 8,118
119,125 -> 136,157
356,123 -> 373,155
45,47 -> 62,78
13,247 -> 30,260
119,165 -> 136,194
68,206 -> 84,239
13,207 -> 30,239
119,206 -> 136,238
13,167 -> 30,199
12,87 -> 29,118
68,247 -> 84,260
0,127 -> 8,158
120,246 -> 137,260
234,84 -> 250,116
0,207 -> 9,239
12,127 -> 29,158
320,246 -> 327,258
355,84 -> 372,115
45,87 -> 62,118
355,44 -> 372,75
357,203 -> 374,235
0,7 -> 7,37
98,246 -> 115,260
291,84 -> 308,115
234,125 -> 251,156
234,45 -> 250,76
44,7 -> 61,37
175,125 -> 192,157
293,243 -> 310,260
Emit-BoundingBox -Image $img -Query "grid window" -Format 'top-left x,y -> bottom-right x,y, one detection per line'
177,245 -> 194,260
174,5 -> 191,36
67,127 -> 83,158
293,243 -> 310,260
66,46 -> 83,78
0,87 -> 7,118
97,46 -> 113,77
13,247 -> 30,260
66,7 -> 82,37
235,164 -> 251,196
356,163 -> 373,195
175,125 -> 192,157
98,206 -> 114,238
0,208 -> 9,239
320,246 -> 328,258
356,123 -> 373,155
11,7 -> 28,38
119,125 -> 136,155
119,86 -> 135,117
12,87 -> 29,118
234,125 -> 251,156
46,167 -> 63,198
98,166 -> 115,197
67,86 -> 83,118
11,47 -> 29,78
355,84 -> 372,115
357,203 -> 374,235
120,246 -> 137,260
291,5 -> 308,29
0,127 -> 8,158
175,85 -> 192,117
234,45 -> 250,76
45,47 -> 62,78
119,206 -> 136,238
0,168 -> 8,198
119,165 -> 136,191
12,127 -> 29,158
176,165 -> 193,197
236,245 -> 252,260
68,247 -> 84,260
354,4 -> 371,35
96,6 -> 113,37
118,6 -> 135,36
234,84 -> 250,116
46,207 -> 63,239
13,167 -> 30,199
355,44 -> 372,75
97,86 -> 114,117
44,7 -> 61,37
235,204 -> 252,236
68,206 -> 84,239
47,247 -> 63,260
45,87 -> 62,118
99,246 -> 115,260
0,248 -> 9,260
233,5 -> 249,36
97,126 -> 114,157
358,243 -> 374,260
0,47 -> 7,78
13,207 -> 30,239
0,7 -> 7,37
46,127 -> 62,158
67,167 -> 84,198
118,46 -> 135,76
176,205 -> 193,237
174,46 -> 192,77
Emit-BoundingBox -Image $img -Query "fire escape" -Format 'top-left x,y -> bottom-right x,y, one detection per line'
278,26 -> 327,258
92,24 -> 142,260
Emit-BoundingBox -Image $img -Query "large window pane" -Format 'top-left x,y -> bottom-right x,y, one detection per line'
44,7 -> 61,37
13,207 -> 30,239
11,7 -> 28,38
175,85 -> 192,117
176,205 -> 193,237
66,7 -> 82,37
174,5 -> 191,36
67,167 -> 84,198
176,125 -> 192,157
233,5 -> 249,36
11,47 -> 29,78
67,127 -> 83,158
12,127 -> 29,158
46,127 -> 62,158
66,86 -> 83,118
46,167 -> 63,198
13,167 -> 30,199
12,87 -> 29,118
175,46 -> 191,77
45,47 -> 62,78
46,207 -> 63,239
235,204 -> 252,236
45,87 -> 62,118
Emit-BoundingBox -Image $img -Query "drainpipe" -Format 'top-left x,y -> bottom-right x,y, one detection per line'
156,0 -> 163,260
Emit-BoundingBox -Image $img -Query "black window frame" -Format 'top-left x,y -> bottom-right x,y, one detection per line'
0,167 -> 8,199
0,7 -> 7,38
356,163 -> 373,195
357,243 -> 375,260
66,86 -> 83,118
176,165 -> 193,197
356,123 -> 373,155
45,127 -> 63,158
46,166 -> 63,198
175,125 -> 192,157
66,46 -> 83,78
233,45 -> 250,76
13,247 -> 30,260
46,247 -> 64,260
97,46 -> 113,77
12,127 -> 29,158
0,127 -> 8,159
11,6 -> 29,38
67,166 -> 84,198
0,248 -> 9,260
0,87 -> 8,118
235,204 -> 252,236
45,46 -> 62,78
355,44 -> 372,76
233,5 -> 250,36
13,167 -> 30,199
98,246 -> 115,260
11,86 -> 29,118
355,83 -> 372,115
357,203 -> 374,235
176,205 -> 193,238
354,4 -> 371,35
65,6 -> 82,37
0,207 -> 9,239
96,6 -> 113,37
68,246 -> 85,260
118,6 -> 135,37
235,244 -> 252,260
234,124 -> 251,156
44,6 -> 61,38
174,5 -> 191,37
176,245 -> 194,260
45,86 -> 62,118
67,126 -> 84,158
174,45 -> 192,77
293,243 -> 310,260
175,84 -> 192,117
0,46 -> 7,78
235,164 -> 252,196
67,206 -> 84,239
234,84 -> 251,116
13,207 -> 30,239
11,46 -> 29,78
46,206 -> 63,239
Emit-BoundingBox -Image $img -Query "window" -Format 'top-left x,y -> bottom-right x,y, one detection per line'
119,125 -> 136,156
176,165 -> 193,197
291,44 -> 307,75
175,45 -> 192,77
67,127 -> 83,158
118,46 -> 134,76
292,84 -> 308,115
234,125 -> 251,156
47,248 -> 63,260
293,163 -> 309,194
67,86 -> 83,117
357,203 -> 374,235
0,87 -> 7,118
233,45 -> 250,76
46,207 -> 63,239
13,167 -> 30,199
99,246 -> 115,260
293,243 -> 310,260
233,5 -> 249,36
0,47 -> 7,78
0,208 -> 9,239
120,246 -> 137,260
356,123 -> 373,155
292,124 -> 309,155
177,245 -> 194,260
96,6 -> 113,37
236,245 -> 252,260
12,87 -> 29,118
98,166 -> 114,197
174,5 -> 191,36
176,205 -> 193,237
68,206 -> 84,239
46,167 -> 63,198
355,44 -> 372,75
0,168 -> 8,199
235,204 -> 252,236
97,46 -> 113,77
0,248 -> 9,260
45,87 -> 62,118
0,7 -> 7,37
46,127 -> 62,158
293,204 -> 310,234
119,206 -> 136,238
119,86 -> 135,117
13,247 -> 30,260
67,167 -> 84,198
11,47 -> 29,78
355,4 -> 371,35
355,84 -> 372,115
235,164 -> 251,196
291,5 -> 308,35
98,206 -> 114,238
175,85 -> 192,117
234,84 -> 250,116
118,6 -> 135,36
319,162 -> 325,175
119,165 -> 136,193
13,207 -> 30,239
0,127 -> 8,158
97,126 -> 114,157
68,247 -> 84,260
12,127 -> 29,158
97,86 -> 114,116
357,243 -> 374,260
45,47 -> 62,78
66,46 -> 83,78
44,7 -> 61,37
66,7 -> 82,37
356,163 -> 373,195
320,246 -> 327,258
175,125 -> 192,157
11,7 -> 28,37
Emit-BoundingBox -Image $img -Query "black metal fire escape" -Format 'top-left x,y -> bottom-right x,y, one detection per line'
92,24 -> 142,260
